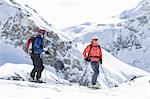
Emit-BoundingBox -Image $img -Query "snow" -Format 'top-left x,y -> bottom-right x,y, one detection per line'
0,63 -> 69,84
1,39 -> 149,99
0,40 -> 32,66
1,0 -> 150,98
63,0 -> 150,73
0,40 -> 69,84
0,0 -> 18,31
77,43 -> 150,88
0,76 -> 149,99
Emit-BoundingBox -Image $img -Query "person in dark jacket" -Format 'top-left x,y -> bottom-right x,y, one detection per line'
29,29 -> 49,83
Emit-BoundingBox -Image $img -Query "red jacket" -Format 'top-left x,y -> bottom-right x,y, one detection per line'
83,41 -> 102,62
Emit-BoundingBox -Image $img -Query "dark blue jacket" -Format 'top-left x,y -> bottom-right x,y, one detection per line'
32,35 -> 44,55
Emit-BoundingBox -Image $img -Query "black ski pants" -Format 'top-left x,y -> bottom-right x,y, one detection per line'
30,53 -> 44,80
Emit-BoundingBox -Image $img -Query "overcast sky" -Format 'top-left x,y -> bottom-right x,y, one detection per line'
16,0 -> 141,29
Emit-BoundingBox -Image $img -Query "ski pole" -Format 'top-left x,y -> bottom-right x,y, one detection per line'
56,70 -> 60,85
79,61 -> 90,85
99,63 -> 111,88
44,69 -> 46,83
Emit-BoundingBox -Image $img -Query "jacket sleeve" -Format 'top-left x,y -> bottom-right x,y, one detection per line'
82,45 -> 90,59
34,38 -> 44,54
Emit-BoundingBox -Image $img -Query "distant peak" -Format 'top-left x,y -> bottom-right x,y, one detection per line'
80,22 -> 93,25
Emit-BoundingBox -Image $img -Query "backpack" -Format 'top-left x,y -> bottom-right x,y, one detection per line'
88,44 -> 101,56
26,37 -> 35,54
85,44 -> 101,62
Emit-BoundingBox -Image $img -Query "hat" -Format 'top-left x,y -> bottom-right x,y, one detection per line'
92,35 -> 99,40
38,29 -> 46,35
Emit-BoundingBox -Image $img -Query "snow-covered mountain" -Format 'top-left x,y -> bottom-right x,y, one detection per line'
0,40 -> 150,98
0,39 -> 149,87
1,0 -> 150,98
0,40 -> 31,66
0,0 -> 79,83
64,0 -> 150,73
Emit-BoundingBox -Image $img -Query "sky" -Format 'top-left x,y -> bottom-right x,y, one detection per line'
16,0 -> 141,29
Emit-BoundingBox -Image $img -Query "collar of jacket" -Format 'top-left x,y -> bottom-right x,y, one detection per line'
36,35 -> 44,39
91,41 -> 99,47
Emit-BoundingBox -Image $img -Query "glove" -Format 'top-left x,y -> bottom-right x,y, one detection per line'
99,58 -> 102,64
40,52 -> 46,58
43,47 -> 48,51
45,51 -> 50,54
84,56 -> 91,62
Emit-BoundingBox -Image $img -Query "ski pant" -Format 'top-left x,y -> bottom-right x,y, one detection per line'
91,61 -> 100,85
30,53 -> 44,80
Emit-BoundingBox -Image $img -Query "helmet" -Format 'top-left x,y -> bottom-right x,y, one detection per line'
92,35 -> 99,40
38,29 -> 46,35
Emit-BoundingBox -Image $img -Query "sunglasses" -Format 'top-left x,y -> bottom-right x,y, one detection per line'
92,39 -> 98,41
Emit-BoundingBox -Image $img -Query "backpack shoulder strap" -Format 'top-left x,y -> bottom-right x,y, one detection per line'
29,37 -> 36,52
87,44 -> 92,57
98,45 -> 101,49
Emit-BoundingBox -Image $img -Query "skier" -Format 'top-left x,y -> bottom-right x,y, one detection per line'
83,35 -> 102,88
29,29 -> 50,83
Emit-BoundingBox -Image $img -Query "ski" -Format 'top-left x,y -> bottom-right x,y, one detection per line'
88,85 -> 102,89
28,78 -> 46,83
29,80 -> 46,83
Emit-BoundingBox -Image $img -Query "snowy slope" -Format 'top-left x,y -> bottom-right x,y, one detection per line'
0,75 -> 149,99
1,39 -> 149,89
0,0 -> 150,89
0,63 -> 69,84
64,0 -> 150,73
0,40 -> 69,84
74,43 -> 150,87
0,0 -> 81,86
0,0 -> 72,72
0,0 -> 17,31
0,40 -> 32,66
0,1 -> 150,98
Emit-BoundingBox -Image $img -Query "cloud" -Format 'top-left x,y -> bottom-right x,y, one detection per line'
16,0 -> 140,28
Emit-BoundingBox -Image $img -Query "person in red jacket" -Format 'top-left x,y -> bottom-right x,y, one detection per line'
83,35 -> 102,86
